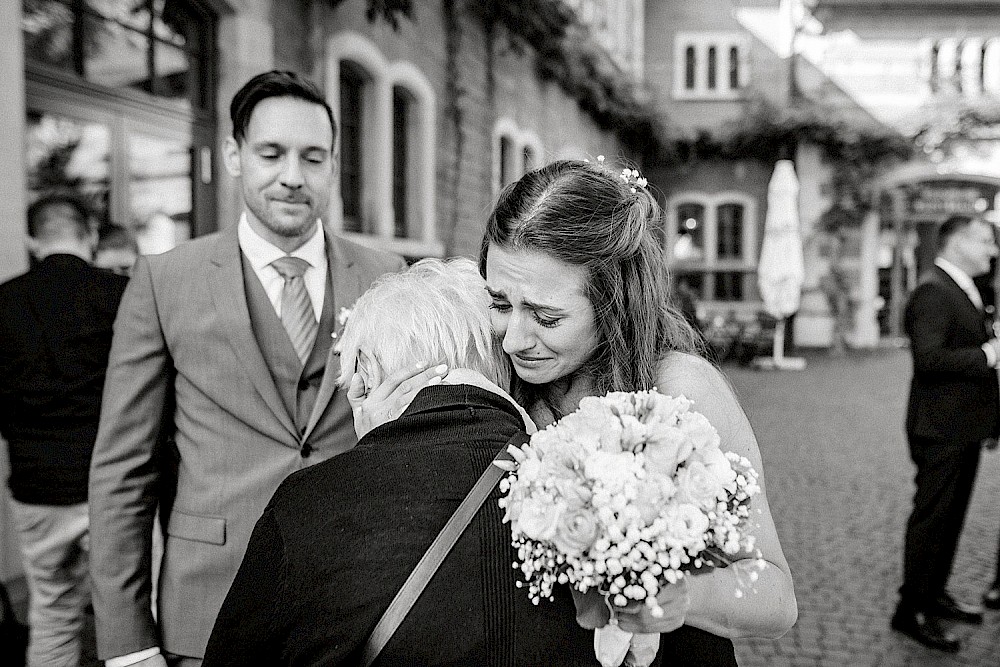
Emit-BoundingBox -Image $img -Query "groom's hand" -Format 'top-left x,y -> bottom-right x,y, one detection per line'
347,358 -> 448,439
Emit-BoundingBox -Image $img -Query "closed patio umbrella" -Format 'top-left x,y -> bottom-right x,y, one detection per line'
756,159 -> 806,370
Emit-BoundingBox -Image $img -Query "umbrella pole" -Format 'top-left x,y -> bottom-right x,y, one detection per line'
773,318 -> 786,364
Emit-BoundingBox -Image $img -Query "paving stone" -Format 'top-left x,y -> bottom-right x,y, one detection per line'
726,349 -> 1000,666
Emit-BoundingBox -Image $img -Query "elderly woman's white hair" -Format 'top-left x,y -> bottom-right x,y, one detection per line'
337,257 -> 509,389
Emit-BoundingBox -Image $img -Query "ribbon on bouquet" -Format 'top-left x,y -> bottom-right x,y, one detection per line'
594,624 -> 659,667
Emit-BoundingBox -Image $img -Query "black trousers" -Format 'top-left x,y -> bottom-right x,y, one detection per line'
900,435 -> 981,610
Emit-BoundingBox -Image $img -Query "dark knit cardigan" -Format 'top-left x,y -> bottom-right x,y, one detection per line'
203,384 -> 736,667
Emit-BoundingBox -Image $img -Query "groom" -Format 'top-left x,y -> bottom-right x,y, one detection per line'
88,71 -> 416,667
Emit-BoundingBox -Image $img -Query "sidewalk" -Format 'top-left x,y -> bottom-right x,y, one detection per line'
726,348 -> 1000,667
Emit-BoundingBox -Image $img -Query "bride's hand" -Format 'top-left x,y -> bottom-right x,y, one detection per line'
346,354 -> 448,439
615,578 -> 690,635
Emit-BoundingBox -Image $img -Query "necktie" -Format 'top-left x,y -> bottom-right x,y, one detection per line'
271,256 -> 318,364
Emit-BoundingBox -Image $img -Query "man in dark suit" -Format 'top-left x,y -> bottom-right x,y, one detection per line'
87,71 -> 432,667
0,194 -> 128,666
892,214 -> 1000,652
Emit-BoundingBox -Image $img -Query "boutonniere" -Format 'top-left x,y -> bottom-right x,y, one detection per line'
331,307 -> 352,354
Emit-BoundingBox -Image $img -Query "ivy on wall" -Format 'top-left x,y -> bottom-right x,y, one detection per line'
327,0 -> 414,29
468,0 -> 664,152
661,99 -> 914,230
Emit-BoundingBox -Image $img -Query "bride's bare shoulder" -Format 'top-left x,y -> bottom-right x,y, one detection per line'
655,351 -> 729,397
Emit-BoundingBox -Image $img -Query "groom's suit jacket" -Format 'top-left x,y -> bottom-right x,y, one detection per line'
905,265 -> 1000,445
88,221 -> 405,660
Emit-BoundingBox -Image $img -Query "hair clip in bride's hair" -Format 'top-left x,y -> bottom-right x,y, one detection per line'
619,167 -> 648,194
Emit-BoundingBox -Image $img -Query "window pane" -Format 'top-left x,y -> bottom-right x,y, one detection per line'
155,0 -> 197,49
713,271 -> 744,301
392,87 -> 410,239
22,0 -> 76,71
152,41 -> 191,107
25,110 -> 112,224
707,46 -> 717,90
85,0 -> 151,31
500,136 -> 513,188
83,14 -> 151,92
128,130 -> 192,254
340,64 -> 364,233
684,45 -> 696,89
716,203 -> 744,259
674,203 -> 705,261
729,46 -> 740,89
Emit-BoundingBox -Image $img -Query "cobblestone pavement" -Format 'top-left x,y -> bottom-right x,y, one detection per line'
725,348 -> 1000,667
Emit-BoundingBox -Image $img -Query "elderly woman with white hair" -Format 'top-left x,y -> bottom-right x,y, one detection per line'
202,258 -> 599,666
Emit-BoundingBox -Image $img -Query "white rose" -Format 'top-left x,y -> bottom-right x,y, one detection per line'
642,426 -> 686,476
663,503 -> 710,546
677,411 -> 720,452
583,451 -> 637,492
517,498 -> 564,541
552,508 -> 600,556
674,461 -> 726,509
697,446 -> 738,495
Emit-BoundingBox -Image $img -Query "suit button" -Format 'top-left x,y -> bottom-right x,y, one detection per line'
301,443 -> 312,458
298,378 -> 310,391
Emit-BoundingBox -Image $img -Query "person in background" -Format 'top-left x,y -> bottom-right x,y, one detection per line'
87,70 -> 412,667
95,224 -> 140,276
893,214 -> 1000,652
0,194 -> 128,666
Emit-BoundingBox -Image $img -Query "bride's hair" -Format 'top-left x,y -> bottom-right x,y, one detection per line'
336,257 -> 509,390
479,159 -> 702,405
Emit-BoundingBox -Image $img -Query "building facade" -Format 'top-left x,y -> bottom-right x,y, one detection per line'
642,0 -> 894,349
0,0 -> 644,585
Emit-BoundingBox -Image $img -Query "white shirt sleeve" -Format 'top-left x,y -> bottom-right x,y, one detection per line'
106,647 -> 161,667
982,342 -> 997,368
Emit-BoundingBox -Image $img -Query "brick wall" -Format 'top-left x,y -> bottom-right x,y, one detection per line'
273,0 -> 633,260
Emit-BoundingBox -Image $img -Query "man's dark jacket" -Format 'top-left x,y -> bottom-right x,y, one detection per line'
905,265 -> 1000,443
0,254 -> 128,504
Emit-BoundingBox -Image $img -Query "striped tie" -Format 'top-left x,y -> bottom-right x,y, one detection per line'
271,256 -> 318,364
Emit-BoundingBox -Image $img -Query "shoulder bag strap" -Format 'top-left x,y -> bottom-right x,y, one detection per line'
359,430 -> 529,667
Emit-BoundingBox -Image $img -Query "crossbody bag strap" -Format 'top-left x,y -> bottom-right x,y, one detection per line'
359,430 -> 529,667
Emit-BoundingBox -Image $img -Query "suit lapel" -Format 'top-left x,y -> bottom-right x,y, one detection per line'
302,228 -> 363,442
209,226 -> 299,441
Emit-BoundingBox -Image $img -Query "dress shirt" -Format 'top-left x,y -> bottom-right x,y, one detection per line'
109,215 -> 329,667
934,257 -> 996,368
237,214 -> 327,321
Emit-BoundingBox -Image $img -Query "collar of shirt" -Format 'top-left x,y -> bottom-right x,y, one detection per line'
935,257 -> 983,310
237,213 -> 327,320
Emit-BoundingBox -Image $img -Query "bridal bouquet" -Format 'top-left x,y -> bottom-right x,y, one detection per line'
496,390 -> 763,667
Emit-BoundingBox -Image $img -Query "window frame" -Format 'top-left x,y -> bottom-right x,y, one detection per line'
672,32 -> 746,101
326,31 -> 440,258
22,0 -> 216,240
667,192 -> 758,303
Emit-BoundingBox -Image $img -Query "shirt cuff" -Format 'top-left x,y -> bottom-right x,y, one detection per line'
106,647 -> 161,667
983,343 -> 997,368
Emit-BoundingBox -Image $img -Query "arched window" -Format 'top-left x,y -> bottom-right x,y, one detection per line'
717,203 -> 744,259
22,0 -> 216,245
339,61 -> 367,234
728,46 -> 740,90
684,46 -> 696,90
327,33 -> 440,258
391,86 -> 415,238
985,39 -> 1000,95
499,135 -> 515,189
674,202 -> 705,262
668,193 -> 757,303
707,46 -> 717,90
